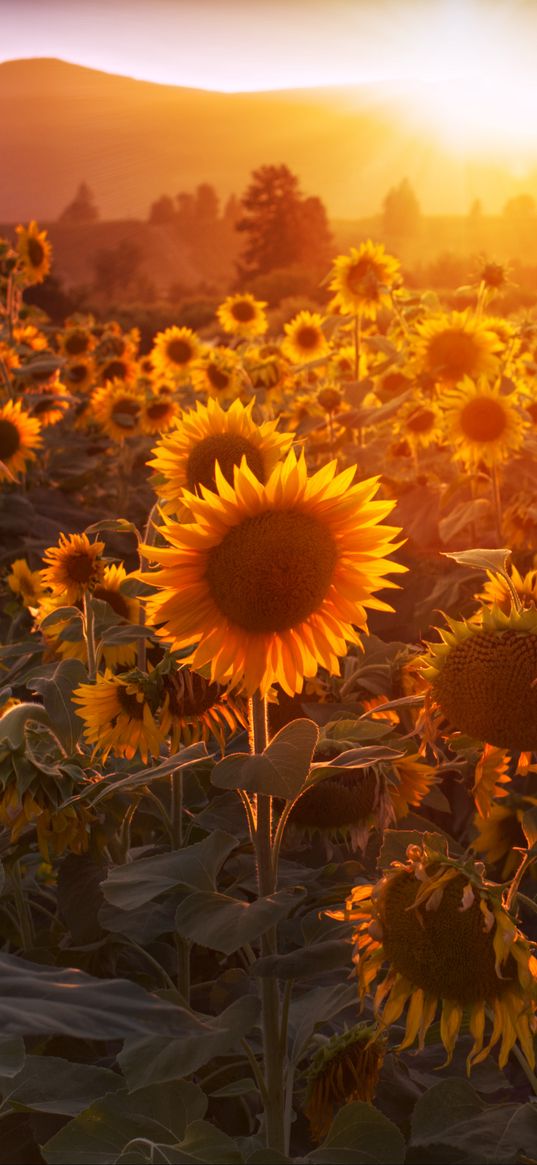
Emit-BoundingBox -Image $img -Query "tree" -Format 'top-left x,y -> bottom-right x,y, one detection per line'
502,193 -> 536,221
382,178 -> 421,237
148,195 -> 176,224
236,164 -> 331,280
194,183 -> 219,224
59,182 -> 99,223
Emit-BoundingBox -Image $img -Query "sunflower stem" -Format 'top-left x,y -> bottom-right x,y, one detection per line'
353,312 -> 363,447
491,464 -> 503,544
9,861 -> 35,953
82,593 -> 97,680
506,851 -> 537,911
250,692 -> 286,1154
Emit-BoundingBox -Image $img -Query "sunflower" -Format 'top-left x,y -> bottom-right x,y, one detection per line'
97,356 -> 136,385
140,395 -> 179,436
316,386 -> 343,414
329,344 -> 365,383
438,377 -> 527,470
389,754 -> 438,818
0,400 -> 42,482
217,293 -> 268,338
422,604 -> 537,751
478,565 -> 537,614
58,326 -> 95,359
7,558 -> 44,607
151,326 -> 201,382
39,562 -> 141,669
15,221 -> 52,285
472,795 -> 537,879
502,493 -> 537,551
142,451 -> 404,697
158,666 -> 247,750
13,323 -> 48,352
0,785 -> 93,861
281,311 -> 330,364
304,1025 -> 386,1142
192,347 -> 242,403
61,358 -> 95,394
90,379 -> 144,442
332,841 -> 537,1070
243,348 -> 291,397
28,377 -> 71,427
148,396 -> 292,508
286,765 -> 393,852
41,532 -> 105,605
395,395 -> 441,452
73,671 -> 163,763
329,241 -> 400,318
415,311 -> 501,385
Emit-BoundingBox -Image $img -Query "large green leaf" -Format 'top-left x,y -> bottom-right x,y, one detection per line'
174,886 -> 306,955
0,702 -> 51,749
0,1055 -> 122,1117
118,996 -> 260,1089
102,831 -> 238,911
31,658 -> 87,752
252,939 -> 350,980
410,1079 -> 523,1162
308,1102 -> 405,1164
0,951 -> 201,1039
211,719 -> 319,800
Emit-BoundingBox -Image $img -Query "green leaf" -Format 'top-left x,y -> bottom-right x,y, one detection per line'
208,1077 -> 257,1098
175,886 -> 306,955
39,607 -> 82,630
442,547 -> 512,575
306,745 -> 405,789
0,702 -> 51,749
79,742 -> 209,805
252,939 -> 350,980
102,831 -> 238,910
289,983 -> 357,1064
0,1037 -> 25,1077
170,1119 -> 243,1163
0,1055 -> 123,1117
411,1079 -> 484,1145
0,951 -> 202,1039
308,1102 -> 405,1164
212,719 -> 319,800
31,659 -> 87,752
84,518 -> 140,537
42,1081 -> 206,1165
118,997 -> 261,1089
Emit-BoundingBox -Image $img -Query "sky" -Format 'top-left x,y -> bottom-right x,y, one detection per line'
2,0 -> 537,95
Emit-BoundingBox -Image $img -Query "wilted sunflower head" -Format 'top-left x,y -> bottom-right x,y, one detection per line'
415,311 -> 501,384
472,795 -> 537,879
304,1024 -> 386,1142
422,604 -> 537,751
41,532 -> 105,605
217,293 -> 268,338
329,241 -> 400,318
331,839 -> 537,1070
148,396 -> 292,510
282,311 -> 330,364
15,221 -> 52,285
0,400 -> 42,482
287,765 -> 392,852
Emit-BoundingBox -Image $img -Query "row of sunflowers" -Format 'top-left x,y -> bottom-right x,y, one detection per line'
1,223 -> 537,1162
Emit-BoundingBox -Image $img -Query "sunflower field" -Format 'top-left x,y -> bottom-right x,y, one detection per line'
2,223 -> 537,1164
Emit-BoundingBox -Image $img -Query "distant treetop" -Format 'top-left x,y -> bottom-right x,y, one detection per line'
59,182 -> 100,224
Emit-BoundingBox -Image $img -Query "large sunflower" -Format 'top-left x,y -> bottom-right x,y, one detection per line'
0,400 -> 42,482
148,396 -> 292,508
438,377 -> 527,470
281,311 -> 330,364
41,532 -> 105,605
422,605 -> 537,751
73,672 -> 163,763
90,379 -> 144,442
332,841 -> 537,1070
151,326 -> 201,382
329,241 -> 400,318
15,221 -> 52,285
415,311 -> 501,384
142,451 -> 404,697
217,293 -> 268,338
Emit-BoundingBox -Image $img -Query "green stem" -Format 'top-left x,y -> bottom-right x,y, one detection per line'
137,502 -> 159,673
491,464 -> 503,545
82,593 -> 97,679
249,692 -> 285,1154
9,862 -> 35,953
170,769 -> 184,849
353,312 -> 364,447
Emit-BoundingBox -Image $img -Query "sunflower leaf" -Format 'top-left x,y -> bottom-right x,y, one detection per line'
174,887 -> 306,954
309,1100 -> 405,1164
0,702 -> 52,750
442,547 -> 512,576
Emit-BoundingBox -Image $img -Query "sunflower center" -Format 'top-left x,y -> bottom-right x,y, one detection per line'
317,388 -> 342,412
405,407 -> 435,434
346,259 -> 380,296
382,371 -> 408,396
381,870 -> 508,1003
0,419 -> 21,460
205,508 -> 338,632
146,401 -> 172,421
206,363 -> 230,391
65,332 -> 89,356
103,360 -> 128,381
116,685 -> 145,720
111,399 -> 140,429
186,433 -> 265,492
459,397 -> 507,442
426,329 -> 480,379
289,770 -> 379,830
165,671 -> 221,717
231,300 -> 256,322
296,326 -> 321,351
167,339 -> 193,365
66,552 -> 99,584
67,364 -> 88,384
93,585 -> 130,619
27,237 -> 45,268
433,628 -> 537,750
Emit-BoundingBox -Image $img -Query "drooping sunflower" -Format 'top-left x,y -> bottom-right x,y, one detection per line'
304,1025 -> 386,1142
332,841 -> 537,1070
7,558 -> 44,607
217,293 -> 268,339
41,532 -> 105,605
140,395 -> 179,436
15,221 -> 52,285
329,241 -> 400,318
422,605 -> 537,751
158,666 -> 247,750
243,347 -> 291,398
142,451 -> 404,697
0,399 -> 42,482
148,396 -> 292,508
316,385 -> 343,415
415,311 -> 501,384
286,764 -> 393,852
151,326 -> 201,382
0,785 -> 93,861
90,379 -> 144,442
388,754 -> 438,818
73,671 -> 163,763
281,311 -> 330,365
438,377 -> 527,470
192,347 -> 242,403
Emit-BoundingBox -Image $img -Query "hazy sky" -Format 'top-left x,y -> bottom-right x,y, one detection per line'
2,0 -> 537,92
